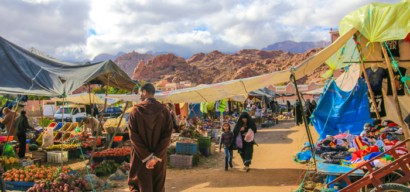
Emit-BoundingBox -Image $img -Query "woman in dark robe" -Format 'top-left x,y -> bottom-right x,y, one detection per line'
294,100 -> 303,125
232,112 -> 257,172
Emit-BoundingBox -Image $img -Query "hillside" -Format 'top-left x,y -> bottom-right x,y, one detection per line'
132,48 -> 326,85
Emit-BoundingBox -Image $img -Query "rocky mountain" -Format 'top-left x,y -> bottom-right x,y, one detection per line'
113,51 -> 155,77
91,52 -> 125,63
263,40 -> 329,53
132,48 -> 326,85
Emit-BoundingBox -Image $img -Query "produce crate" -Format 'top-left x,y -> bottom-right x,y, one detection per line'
53,122 -> 64,131
31,151 -> 46,161
60,123 -> 72,132
5,181 -> 35,191
170,154 -> 193,168
20,159 -> 33,167
47,151 -> 68,163
197,136 -> 211,148
176,142 -> 197,155
68,149 -> 80,159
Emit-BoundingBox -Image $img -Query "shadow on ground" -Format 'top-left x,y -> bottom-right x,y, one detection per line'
165,168 -> 304,192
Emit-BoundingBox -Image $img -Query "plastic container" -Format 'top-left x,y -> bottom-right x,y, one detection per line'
113,136 -> 123,142
66,122 -> 79,132
176,142 -> 197,155
5,181 -> 35,191
60,123 -> 71,132
170,154 -> 193,168
53,122 -> 64,131
197,136 -> 211,148
47,122 -> 57,129
47,151 -> 68,163
0,136 -> 13,142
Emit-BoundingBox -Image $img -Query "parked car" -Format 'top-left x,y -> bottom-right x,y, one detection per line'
54,105 -> 87,122
102,107 -> 122,118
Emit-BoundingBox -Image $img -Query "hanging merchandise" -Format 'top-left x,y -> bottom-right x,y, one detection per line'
387,67 -> 407,96
382,40 -> 400,58
174,103 -> 181,115
200,102 -> 208,114
369,93 -> 386,118
218,99 -> 227,113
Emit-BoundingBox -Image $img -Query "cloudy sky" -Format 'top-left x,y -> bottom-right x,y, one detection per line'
0,0 -> 400,61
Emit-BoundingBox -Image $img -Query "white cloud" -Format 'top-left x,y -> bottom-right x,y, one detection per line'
0,0 -> 402,60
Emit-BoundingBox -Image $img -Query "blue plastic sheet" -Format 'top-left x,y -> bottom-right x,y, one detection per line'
311,78 -> 373,139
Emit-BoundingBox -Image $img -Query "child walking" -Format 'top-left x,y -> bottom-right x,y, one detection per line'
220,122 -> 234,171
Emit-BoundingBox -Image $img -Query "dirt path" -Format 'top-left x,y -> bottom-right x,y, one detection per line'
110,120 -> 315,192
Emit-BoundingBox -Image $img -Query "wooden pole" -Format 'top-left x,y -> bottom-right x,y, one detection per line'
108,101 -> 129,148
380,43 -> 410,151
89,76 -> 109,164
354,36 -> 381,119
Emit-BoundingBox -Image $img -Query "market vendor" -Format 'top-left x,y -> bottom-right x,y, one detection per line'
13,110 -> 35,158
0,107 -> 17,141
81,116 -> 99,136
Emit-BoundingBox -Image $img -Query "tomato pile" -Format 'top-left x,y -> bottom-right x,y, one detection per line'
94,147 -> 131,157
2,165 -> 72,182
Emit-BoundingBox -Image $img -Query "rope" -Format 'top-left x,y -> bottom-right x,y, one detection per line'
78,140 -> 96,192
383,41 -> 410,94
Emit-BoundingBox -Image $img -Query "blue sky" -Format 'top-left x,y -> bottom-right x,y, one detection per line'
0,0 -> 401,61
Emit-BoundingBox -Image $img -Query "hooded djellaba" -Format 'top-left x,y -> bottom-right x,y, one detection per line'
127,83 -> 173,192
232,112 -> 257,172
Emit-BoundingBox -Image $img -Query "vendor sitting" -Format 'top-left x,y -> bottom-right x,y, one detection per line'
81,116 -> 99,136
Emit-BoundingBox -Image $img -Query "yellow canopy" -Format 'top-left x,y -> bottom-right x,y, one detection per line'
339,1 -> 410,42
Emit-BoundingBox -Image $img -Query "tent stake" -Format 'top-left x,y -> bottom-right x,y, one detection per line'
354,36 -> 381,120
380,43 -> 410,151
290,71 -> 317,172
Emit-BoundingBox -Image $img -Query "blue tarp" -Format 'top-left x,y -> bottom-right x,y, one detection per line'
311,78 -> 373,139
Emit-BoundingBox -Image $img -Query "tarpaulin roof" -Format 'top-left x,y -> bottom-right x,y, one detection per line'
108,27 -> 357,103
339,0 -> 410,43
249,87 -> 275,98
52,93 -> 105,105
0,36 -> 135,96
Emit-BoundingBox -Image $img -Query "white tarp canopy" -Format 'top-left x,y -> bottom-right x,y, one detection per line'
52,93 -> 105,105
108,28 -> 357,103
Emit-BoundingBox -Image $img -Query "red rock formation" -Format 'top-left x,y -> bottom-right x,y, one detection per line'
130,48 -> 325,85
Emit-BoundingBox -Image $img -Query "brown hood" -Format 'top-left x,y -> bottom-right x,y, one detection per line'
134,99 -> 167,127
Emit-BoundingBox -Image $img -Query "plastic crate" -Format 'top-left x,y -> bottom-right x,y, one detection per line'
176,142 -> 197,155
170,154 -> 193,168
0,136 -> 13,142
47,151 -> 68,163
197,136 -> 211,148
53,122 -> 64,131
6,181 -> 35,191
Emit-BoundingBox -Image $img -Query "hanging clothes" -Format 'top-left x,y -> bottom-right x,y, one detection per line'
387,67 -> 407,96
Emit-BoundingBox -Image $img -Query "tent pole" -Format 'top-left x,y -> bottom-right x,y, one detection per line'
380,43 -> 410,151
290,72 -> 317,171
89,76 -> 110,164
354,36 -> 381,119
39,99 -> 44,129
88,84 -> 93,117
108,101 -> 129,148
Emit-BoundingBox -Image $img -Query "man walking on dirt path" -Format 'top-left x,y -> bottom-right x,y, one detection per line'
128,83 -> 173,192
